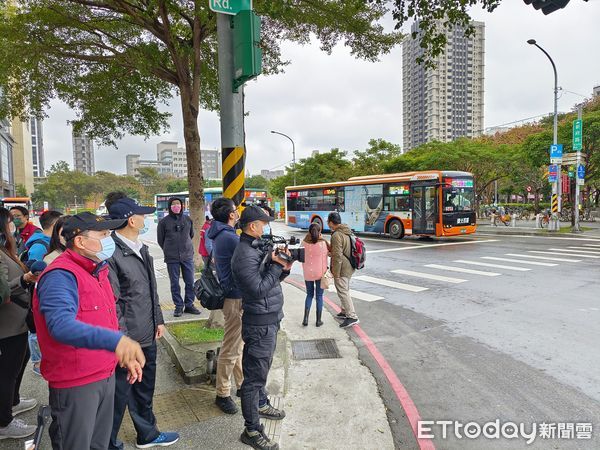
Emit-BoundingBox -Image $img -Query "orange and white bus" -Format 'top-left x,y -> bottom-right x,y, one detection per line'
285,171 -> 476,238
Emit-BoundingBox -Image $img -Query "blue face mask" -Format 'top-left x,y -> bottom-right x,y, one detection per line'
139,218 -> 150,235
263,225 -> 272,236
95,236 -> 116,261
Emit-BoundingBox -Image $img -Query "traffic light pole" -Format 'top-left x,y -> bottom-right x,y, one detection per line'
217,13 -> 246,207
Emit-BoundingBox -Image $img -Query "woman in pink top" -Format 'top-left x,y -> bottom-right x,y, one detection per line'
301,223 -> 330,327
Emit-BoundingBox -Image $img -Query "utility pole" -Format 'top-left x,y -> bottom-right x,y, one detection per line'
573,104 -> 583,232
217,14 -> 245,207
270,130 -> 296,186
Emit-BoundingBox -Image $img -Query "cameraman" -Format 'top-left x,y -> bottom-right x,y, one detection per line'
232,206 -> 291,450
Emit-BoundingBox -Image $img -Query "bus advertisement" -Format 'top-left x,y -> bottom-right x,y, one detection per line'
285,171 -> 476,239
154,188 -> 268,220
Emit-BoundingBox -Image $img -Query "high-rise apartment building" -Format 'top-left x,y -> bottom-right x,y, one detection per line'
0,118 -> 15,196
402,20 -> 485,152
31,118 -> 44,178
11,117 -> 34,194
72,131 -> 95,175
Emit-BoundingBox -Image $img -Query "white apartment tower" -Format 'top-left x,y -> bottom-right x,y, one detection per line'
403,20 -> 485,152
72,131 -> 95,175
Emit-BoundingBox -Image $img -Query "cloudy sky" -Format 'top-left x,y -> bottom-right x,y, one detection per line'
42,1 -> 600,176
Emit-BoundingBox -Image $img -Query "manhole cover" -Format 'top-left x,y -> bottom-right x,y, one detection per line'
291,339 -> 341,360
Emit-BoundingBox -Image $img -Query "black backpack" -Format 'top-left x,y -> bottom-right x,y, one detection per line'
194,254 -> 225,310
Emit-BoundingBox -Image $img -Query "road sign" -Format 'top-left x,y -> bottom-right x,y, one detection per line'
551,194 -> 558,213
209,0 -> 252,15
550,144 -> 563,164
526,186 -> 532,193
573,119 -> 583,151
577,164 -> 585,179
548,164 -> 558,183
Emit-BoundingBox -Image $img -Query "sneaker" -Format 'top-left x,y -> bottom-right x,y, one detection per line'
240,426 -> 279,450
258,402 -> 285,420
32,364 -> 41,377
0,418 -> 36,439
335,312 -> 346,320
173,307 -> 183,318
136,432 -> 180,448
236,388 -> 241,398
12,398 -> 37,416
183,305 -> 202,315
215,395 -> 238,414
340,317 -> 360,328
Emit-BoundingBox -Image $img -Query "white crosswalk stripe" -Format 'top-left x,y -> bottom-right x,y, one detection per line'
505,253 -> 582,263
546,248 -> 600,258
349,290 -> 384,302
453,260 -> 531,271
529,250 -> 600,259
481,256 -> 557,267
583,243 -> 600,248
565,246 -> 600,253
390,269 -> 466,284
354,275 -> 428,292
424,264 -> 501,277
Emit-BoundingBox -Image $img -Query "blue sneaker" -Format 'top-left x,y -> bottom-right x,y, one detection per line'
136,432 -> 180,448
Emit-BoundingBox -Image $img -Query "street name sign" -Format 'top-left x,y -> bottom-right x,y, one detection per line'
209,0 -> 252,15
573,119 -> 583,151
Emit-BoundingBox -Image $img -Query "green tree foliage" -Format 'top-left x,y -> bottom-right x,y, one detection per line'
352,139 -> 402,175
15,184 -> 28,196
270,148 -> 353,198
245,175 -> 270,190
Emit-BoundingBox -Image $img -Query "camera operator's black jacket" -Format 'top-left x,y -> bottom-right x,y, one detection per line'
231,233 -> 289,326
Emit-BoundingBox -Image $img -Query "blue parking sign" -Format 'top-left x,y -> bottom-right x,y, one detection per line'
549,144 -> 563,163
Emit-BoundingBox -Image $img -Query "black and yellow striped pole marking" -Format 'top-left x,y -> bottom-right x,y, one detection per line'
551,194 -> 559,213
222,146 -> 245,206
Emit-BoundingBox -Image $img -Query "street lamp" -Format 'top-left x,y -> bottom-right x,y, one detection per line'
528,38 -> 560,231
270,130 -> 296,186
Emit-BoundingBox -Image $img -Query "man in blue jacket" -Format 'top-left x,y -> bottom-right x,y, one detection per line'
232,206 -> 294,450
207,197 -> 243,415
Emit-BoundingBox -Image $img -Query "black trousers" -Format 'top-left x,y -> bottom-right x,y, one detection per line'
49,375 -> 115,450
0,332 -> 30,427
109,342 -> 160,449
240,322 -> 279,432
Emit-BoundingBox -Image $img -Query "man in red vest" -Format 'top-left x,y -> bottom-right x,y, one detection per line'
33,212 -> 146,450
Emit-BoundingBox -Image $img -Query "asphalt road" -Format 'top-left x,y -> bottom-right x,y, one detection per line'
273,222 -> 600,450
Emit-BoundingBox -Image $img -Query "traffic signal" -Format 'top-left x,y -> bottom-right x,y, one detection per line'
523,0 -> 588,15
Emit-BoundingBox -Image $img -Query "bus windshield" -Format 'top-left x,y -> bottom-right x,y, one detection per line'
442,179 -> 475,213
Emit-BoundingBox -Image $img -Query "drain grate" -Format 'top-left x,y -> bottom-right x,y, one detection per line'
291,339 -> 341,360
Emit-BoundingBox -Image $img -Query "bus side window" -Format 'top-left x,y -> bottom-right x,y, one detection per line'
336,190 -> 345,212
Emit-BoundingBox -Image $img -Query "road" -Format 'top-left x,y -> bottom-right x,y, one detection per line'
271,222 -> 600,449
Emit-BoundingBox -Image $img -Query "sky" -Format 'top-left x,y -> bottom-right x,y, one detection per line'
42,1 -> 600,176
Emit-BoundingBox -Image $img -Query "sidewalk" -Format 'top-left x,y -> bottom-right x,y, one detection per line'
476,218 -> 600,237
7,247 -> 394,450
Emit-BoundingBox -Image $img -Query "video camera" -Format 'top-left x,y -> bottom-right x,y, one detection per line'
251,234 -> 305,264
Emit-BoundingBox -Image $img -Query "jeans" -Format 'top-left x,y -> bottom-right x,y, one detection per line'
304,280 -> 324,310
28,332 -> 41,364
166,259 -> 195,308
109,343 -> 160,449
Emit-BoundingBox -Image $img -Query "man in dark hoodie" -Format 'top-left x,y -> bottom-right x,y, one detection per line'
207,197 -> 244,415
157,197 -> 200,317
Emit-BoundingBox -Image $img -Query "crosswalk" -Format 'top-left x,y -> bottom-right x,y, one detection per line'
344,242 -> 600,303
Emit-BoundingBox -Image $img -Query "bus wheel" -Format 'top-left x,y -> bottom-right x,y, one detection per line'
388,219 -> 404,239
312,216 -> 323,231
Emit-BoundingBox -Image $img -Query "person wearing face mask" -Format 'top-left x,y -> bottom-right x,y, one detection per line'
43,215 -> 71,265
231,205 -> 294,450
32,212 -> 147,450
9,207 -> 41,247
106,196 -> 179,449
157,197 -> 199,317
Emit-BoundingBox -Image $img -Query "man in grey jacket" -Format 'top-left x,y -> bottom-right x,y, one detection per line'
107,196 -> 179,449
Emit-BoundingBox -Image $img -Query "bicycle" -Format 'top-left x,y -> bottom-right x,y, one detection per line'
538,210 -> 551,228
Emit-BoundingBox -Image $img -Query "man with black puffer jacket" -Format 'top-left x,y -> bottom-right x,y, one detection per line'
232,205 -> 294,450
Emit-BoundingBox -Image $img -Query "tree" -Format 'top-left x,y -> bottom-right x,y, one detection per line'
245,175 -> 270,190
352,138 -> 402,175
0,1 -> 401,265
16,184 -> 28,197
270,148 -> 353,198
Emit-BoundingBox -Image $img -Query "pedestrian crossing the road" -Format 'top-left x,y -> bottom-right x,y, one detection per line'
343,242 -> 599,304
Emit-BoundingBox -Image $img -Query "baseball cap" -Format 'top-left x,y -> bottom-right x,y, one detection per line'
108,197 -> 156,220
62,212 -> 127,241
240,205 -> 275,227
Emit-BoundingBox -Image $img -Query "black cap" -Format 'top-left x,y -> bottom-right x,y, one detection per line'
240,205 -> 275,227
62,212 -> 127,241
108,197 -> 156,220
